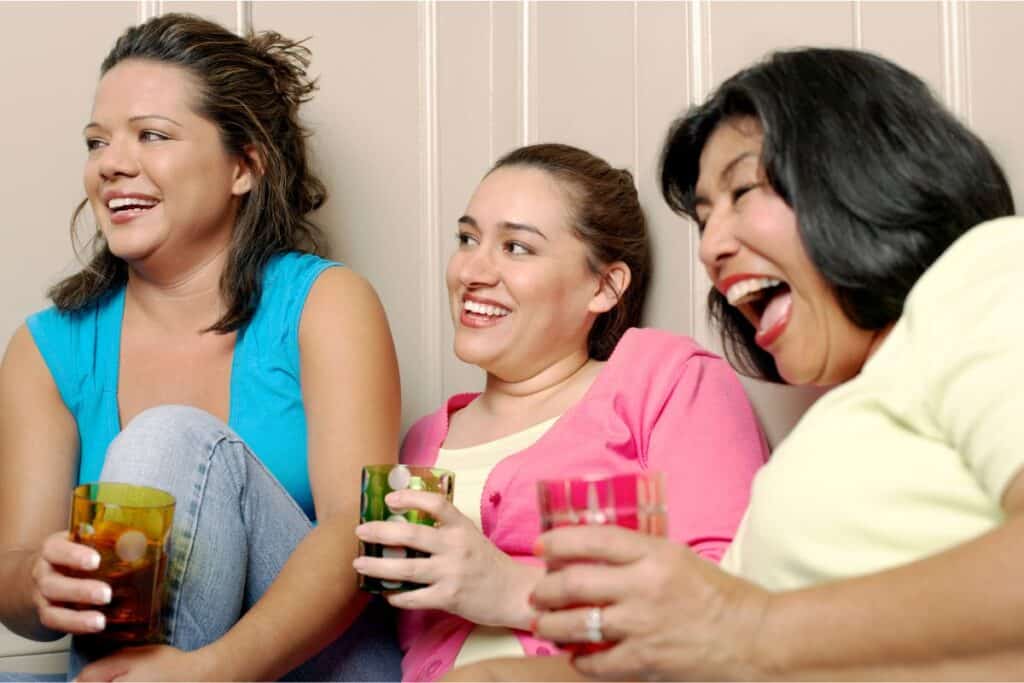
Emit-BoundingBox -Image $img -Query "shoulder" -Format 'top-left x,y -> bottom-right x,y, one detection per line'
908,216 -> 1022,307
300,265 -> 386,334
400,394 -> 478,465
607,327 -> 724,379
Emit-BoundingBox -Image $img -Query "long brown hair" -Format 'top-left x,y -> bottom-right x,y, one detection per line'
51,13 -> 327,333
492,143 -> 651,360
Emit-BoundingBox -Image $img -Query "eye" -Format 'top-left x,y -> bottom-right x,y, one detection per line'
456,231 -> 478,248
140,130 -> 169,143
731,183 -> 760,203
505,241 -> 531,256
85,138 -> 106,151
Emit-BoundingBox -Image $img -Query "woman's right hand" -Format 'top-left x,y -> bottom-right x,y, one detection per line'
31,530 -> 111,635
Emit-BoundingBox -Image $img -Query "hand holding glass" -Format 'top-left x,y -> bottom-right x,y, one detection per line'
536,471 -> 666,653
67,482 -> 175,655
358,464 -> 454,592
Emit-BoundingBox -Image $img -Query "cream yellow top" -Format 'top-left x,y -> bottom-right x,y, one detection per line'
435,416 -> 558,667
722,217 -> 1024,590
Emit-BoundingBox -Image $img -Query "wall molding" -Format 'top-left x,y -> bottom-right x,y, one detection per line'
942,0 -> 969,121
418,0 -> 444,402
236,0 -> 253,36
138,0 -> 162,23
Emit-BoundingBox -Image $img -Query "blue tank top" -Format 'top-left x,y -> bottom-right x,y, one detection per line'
26,252 -> 339,520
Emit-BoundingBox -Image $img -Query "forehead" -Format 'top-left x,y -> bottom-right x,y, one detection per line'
92,59 -> 200,118
469,165 -> 574,228
696,116 -> 764,188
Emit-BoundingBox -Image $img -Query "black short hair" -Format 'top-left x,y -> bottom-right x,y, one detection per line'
660,47 -> 1015,382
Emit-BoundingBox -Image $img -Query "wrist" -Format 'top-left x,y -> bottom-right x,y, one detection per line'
714,575 -> 779,681
193,641 -> 236,681
497,559 -> 543,631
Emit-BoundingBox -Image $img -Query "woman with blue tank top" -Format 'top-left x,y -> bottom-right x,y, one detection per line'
0,14 -> 403,682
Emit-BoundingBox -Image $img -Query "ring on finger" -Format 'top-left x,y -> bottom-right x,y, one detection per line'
584,606 -> 604,643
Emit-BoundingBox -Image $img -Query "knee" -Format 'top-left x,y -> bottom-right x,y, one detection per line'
104,405 -> 232,478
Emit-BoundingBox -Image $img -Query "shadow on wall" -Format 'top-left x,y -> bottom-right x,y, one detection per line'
740,378 -> 829,450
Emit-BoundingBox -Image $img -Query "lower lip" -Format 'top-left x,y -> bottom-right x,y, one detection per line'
459,309 -> 509,328
754,307 -> 790,349
109,205 -> 157,225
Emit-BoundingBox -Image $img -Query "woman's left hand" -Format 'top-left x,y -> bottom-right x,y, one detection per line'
353,489 -> 541,630
531,524 -> 771,681
75,644 -> 214,682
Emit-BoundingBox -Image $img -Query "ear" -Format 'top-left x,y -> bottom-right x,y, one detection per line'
231,144 -> 263,197
588,261 -> 632,315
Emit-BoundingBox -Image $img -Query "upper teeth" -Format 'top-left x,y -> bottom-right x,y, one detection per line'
725,277 -> 782,306
464,300 -> 510,317
108,197 -> 158,210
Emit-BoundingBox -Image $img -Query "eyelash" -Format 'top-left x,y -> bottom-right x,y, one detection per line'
84,130 -> 169,151
694,183 -> 760,232
455,232 -> 533,256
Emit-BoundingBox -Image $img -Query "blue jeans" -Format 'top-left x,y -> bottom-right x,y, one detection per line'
69,405 -> 402,681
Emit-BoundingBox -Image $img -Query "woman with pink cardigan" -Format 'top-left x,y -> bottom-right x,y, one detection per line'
352,143 -> 767,681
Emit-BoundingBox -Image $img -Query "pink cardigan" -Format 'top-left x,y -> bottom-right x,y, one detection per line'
397,328 -> 768,681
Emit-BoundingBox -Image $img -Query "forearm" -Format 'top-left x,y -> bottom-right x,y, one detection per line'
0,547 -> 62,641
197,517 -> 368,680
754,516 -> 1024,679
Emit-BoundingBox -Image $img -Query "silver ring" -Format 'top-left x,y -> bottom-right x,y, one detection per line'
584,606 -> 604,643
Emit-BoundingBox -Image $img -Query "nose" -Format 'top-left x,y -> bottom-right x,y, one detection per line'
456,242 -> 500,288
697,209 -> 740,276
96,137 -> 140,180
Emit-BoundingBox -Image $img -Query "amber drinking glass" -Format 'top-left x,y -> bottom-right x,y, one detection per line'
68,482 -> 175,654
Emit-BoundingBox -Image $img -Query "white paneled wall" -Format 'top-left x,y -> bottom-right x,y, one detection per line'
2,0 -> 1023,672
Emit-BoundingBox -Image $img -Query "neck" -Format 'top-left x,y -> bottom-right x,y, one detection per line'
479,349 -> 596,417
125,246 -> 230,334
865,322 -> 895,362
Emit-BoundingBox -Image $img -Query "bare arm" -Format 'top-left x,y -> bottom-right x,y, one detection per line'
0,325 -> 81,640
193,268 -> 401,680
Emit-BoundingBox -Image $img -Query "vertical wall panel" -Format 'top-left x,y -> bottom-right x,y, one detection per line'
162,0 -> 238,30
708,1 -> 855,86
860,1 -> 944,95
254,1 -> 428,429
534,2 -> 635,167
636,2 -> 694,338
966,1 -> 1024,206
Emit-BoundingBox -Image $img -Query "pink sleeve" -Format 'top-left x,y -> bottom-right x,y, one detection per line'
645,355 -> 767,562
399,413 -> 441,467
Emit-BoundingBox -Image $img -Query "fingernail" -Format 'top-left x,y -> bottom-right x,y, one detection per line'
527,592 -> 536,606
91,613 -> 105,631
532,538 -> 544,557
96,585 -> 112,604
354,524 -> 368,538
84,548 -> 100,573
529,617 -> 538,633
352,558 -> 365,571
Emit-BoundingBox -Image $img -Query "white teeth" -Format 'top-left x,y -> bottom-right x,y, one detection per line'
463,300 -> 511,317
725,277 -> 782,306
107,197 -> 158,210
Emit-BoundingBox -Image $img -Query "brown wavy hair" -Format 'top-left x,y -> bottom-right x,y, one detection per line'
51,13 -> 328,333
492,144 -> 651,360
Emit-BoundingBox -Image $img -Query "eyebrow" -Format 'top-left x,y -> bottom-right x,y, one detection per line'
458,215 -> 549,240
83,114 -> 184,133
692,150 -> 760,208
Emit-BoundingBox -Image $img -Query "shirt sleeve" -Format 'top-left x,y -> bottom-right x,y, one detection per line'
915,218 -> 1024,503
645,353 -> 769,561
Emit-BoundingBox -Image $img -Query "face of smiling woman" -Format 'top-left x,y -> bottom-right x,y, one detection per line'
693,117 -> 882,386
446,165 -> 616,383
83,59 -> 254,275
